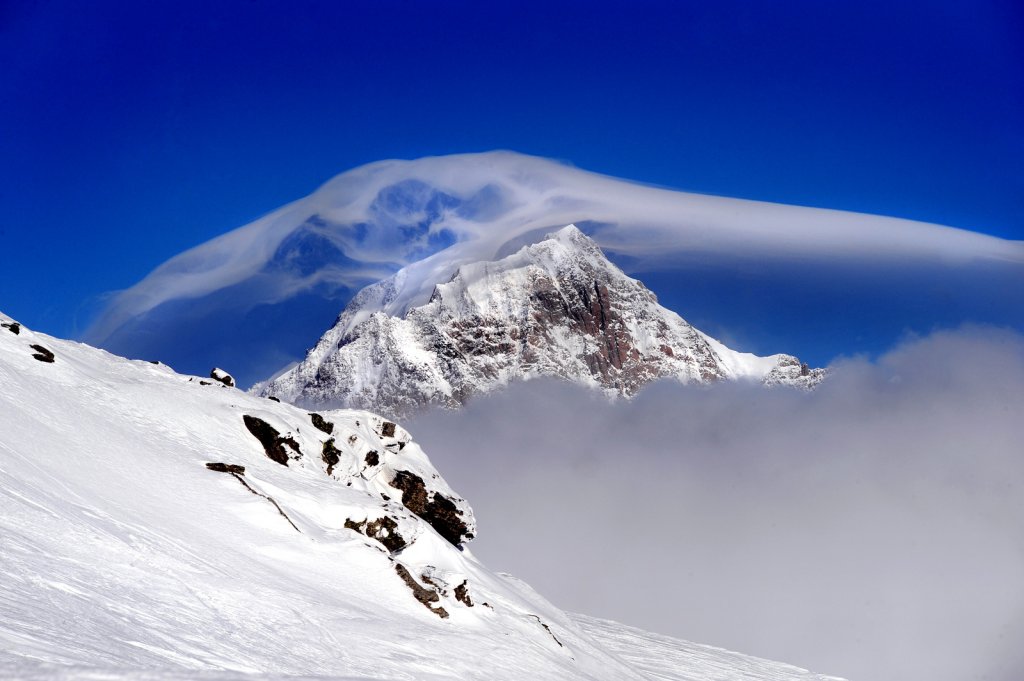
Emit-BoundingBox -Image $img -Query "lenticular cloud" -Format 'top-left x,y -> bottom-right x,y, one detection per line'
82,151 -> 1024,385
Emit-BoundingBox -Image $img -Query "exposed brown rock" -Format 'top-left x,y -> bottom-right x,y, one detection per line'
267,396 -> 280,402
242,415 -> 301,466
454,580 -> 473,607
394,563 -> 448,618
205,462 -> 246,474
364,450 -> 380,467
380,421 -> 397,438
345,515 -> 407,553
389,469 -> 471,546
321,438 -> 341,475
3,322 -> 21,334
310,413 -> 334,435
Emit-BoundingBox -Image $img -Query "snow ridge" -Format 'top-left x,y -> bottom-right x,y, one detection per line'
255,225 -> 824,416
0,311 -> 843,680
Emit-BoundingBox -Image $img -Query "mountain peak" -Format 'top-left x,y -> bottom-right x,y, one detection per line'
545,222 -> 591,245
254,227 -> 823,417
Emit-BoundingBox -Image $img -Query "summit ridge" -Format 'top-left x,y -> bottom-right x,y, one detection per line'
255,225 -> 823,416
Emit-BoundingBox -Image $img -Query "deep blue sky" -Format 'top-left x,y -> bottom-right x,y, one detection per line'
2,0 -> 1023,339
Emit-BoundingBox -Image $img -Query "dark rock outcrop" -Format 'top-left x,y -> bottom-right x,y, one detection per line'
394,563 -> 448,618
310,413 -> 334,435
344,515 -> 407,553
454,580 -> 473,606
242,415 -> 301,466
321,438 -> 341,475
30,344 -> 54,363
389,469 -> 471,546
2,321 -> 20,335
205,462 -> 246,474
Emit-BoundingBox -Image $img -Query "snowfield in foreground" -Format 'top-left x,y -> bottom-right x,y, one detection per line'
0,312 -> 842,681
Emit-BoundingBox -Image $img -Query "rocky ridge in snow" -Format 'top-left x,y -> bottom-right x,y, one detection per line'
0,312 -> 842,680
256,225 -> 825,416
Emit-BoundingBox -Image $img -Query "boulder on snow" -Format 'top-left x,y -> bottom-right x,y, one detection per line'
210,368 -> 235,387
2,321 -> 20,335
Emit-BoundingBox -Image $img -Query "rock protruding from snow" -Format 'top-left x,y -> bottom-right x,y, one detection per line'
255,225 -> 824,416
210,367 -> 235,387
0,312 -> 845,681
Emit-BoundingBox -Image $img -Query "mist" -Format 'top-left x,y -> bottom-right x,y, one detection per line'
408,326 -> 1024,681
83,151 -> 1024,386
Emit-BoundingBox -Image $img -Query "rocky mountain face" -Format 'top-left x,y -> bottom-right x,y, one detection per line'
255,225 -> 824,417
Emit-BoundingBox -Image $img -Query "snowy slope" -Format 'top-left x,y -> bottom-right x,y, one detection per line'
0,313 -> 842,680
255,226 -> 823,416
572,615 -> 845,681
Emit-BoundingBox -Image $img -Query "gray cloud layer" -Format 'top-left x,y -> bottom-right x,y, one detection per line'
409,326 -> 1024,681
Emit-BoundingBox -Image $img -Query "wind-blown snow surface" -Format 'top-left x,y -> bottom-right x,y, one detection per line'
0,313 -> 842,681
82,151 -> 1024,385
255,226 -> 822,416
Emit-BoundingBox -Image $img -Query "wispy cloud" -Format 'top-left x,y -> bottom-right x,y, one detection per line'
409,326 -> 1024,681
84,151 -> 1024,347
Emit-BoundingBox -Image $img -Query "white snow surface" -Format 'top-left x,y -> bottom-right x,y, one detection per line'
0,312 -> 843,680
255,226 -> 823,416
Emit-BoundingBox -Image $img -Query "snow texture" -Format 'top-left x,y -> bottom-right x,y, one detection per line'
0,311 -> 842,680
255,226 -> 824,416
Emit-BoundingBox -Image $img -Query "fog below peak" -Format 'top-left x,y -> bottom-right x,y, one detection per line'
409,326 -> 1024,681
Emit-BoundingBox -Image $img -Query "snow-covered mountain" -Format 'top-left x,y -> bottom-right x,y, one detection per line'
82,151 -> 1024,387
255,225 -> 824,416
0,312 -> 842,680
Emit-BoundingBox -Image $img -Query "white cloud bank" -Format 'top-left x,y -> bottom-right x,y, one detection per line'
85,151 -> 1024,346
408,326 -> 1024,681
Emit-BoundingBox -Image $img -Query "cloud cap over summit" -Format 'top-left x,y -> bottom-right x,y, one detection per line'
83,152 -> 1024,385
